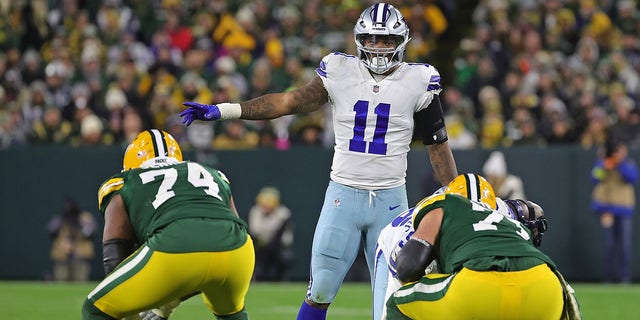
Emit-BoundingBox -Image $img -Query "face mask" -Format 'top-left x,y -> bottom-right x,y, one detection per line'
370,56 -> 390,73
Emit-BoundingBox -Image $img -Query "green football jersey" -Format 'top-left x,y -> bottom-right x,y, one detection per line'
413,194 -> 555,274
97,161 -> 247,252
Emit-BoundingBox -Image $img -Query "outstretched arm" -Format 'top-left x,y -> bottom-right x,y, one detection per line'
180,76 -> 329,125
241,76 -> 329,119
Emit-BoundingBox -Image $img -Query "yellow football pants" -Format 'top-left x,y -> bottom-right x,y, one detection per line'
88,237 -> 254,319
395,264 -> 563,319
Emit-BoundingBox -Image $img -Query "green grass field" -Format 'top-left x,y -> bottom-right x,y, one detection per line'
1,281 -> 638,319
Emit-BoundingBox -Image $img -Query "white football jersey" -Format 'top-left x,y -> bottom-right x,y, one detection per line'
315,52 -> 442,190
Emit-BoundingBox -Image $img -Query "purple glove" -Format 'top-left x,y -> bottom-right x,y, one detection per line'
180,102 -> 222,126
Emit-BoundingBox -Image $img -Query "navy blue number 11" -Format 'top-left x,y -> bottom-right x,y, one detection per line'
349,100 -> 390,155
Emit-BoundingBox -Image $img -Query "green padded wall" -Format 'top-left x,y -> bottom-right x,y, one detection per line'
1,145 -> 638,282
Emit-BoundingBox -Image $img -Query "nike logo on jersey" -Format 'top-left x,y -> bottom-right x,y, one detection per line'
389,205 -> 400,211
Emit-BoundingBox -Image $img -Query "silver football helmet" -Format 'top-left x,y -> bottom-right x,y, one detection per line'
354,3 -> 410,74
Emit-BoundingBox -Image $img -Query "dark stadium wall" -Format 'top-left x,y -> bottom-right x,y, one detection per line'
0,145 -> 636,282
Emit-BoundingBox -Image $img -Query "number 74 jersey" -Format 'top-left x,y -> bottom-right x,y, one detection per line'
316,52 -> 442,190
97,162 -> 245,244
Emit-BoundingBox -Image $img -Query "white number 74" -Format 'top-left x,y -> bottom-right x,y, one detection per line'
139,162 -> 222,209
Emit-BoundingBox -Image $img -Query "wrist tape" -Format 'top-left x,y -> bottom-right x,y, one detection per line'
217,103 -> 242,120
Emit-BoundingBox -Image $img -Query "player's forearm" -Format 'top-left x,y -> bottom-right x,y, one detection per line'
427,141 -> 458,186
240,93 -> 291,119
240,77 -> 328,119
240,93 -> 325,120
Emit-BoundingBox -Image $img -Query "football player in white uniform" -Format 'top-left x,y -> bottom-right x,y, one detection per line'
375,179 -> 557,318
179,3 -> 458,320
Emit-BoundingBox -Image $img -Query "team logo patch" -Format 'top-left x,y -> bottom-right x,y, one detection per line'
373,85 -> 379,93
334,199 -> 341,207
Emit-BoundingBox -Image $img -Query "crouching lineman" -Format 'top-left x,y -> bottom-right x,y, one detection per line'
81,129 -> 254,320
374,186 -> 542,317
381,173 -> 581,319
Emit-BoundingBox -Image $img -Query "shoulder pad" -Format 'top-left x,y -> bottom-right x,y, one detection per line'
421,64 -> 442,92
415,193 -> 446,212
98,177 -> 124,209
412,193 -> 446,228
216,170 -> 231,185
316,52 -> 358,79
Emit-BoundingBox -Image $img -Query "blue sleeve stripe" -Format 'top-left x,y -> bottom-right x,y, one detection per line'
408,63 -> 431,67
427,83 -> 442,91
333,52 -> 356,58
430,75 -> 441,83
316,67 -> 327,78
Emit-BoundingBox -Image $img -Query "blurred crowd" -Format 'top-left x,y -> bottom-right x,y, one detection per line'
448,0 -> 640,151
0,0 -> 639,153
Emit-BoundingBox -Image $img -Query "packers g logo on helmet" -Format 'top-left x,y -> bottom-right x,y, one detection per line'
122,129 -> 183,171
445,173 -> 497,209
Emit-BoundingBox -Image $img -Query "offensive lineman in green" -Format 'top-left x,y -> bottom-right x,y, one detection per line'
385,173 -> 569,319
82,129 -> 254,320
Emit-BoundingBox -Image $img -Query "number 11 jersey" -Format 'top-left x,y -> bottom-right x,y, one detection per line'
316,52 -> 442,190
